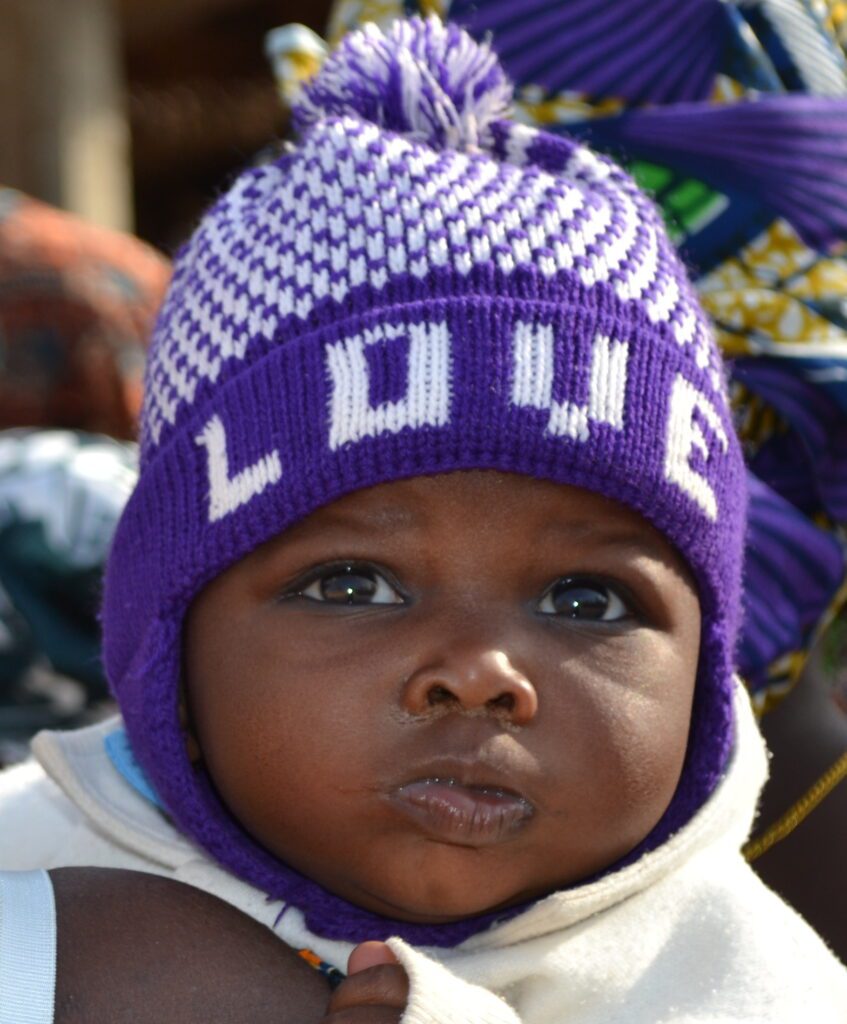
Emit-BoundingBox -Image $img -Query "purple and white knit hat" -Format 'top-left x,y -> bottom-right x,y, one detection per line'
102,18 -> 746,946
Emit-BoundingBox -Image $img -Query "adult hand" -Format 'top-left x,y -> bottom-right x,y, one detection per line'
323,941 -> 410,1024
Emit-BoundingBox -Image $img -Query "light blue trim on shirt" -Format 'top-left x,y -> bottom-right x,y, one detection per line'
0,870 -> 56,1024
104,728 -> 163,810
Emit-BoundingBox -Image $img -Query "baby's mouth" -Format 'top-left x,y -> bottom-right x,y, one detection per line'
389,778 -> 534,846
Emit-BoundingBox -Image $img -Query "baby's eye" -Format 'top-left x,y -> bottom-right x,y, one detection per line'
537,577 -> 630,622
300,564 -> 403,605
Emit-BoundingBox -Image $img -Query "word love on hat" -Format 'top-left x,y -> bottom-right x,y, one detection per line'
195,318 -> 728,525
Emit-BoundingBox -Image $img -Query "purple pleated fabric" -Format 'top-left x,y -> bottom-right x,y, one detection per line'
449,0 -> 727,104
574,98 -> 847,252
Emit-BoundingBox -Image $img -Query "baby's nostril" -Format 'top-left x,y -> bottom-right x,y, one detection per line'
488,693 -> 515,712
428,685 -> 455,707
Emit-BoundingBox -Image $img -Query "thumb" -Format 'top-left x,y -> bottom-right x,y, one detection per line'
347,940 -> 399,975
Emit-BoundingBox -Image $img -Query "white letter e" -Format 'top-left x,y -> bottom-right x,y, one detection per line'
664,375 -> 728,522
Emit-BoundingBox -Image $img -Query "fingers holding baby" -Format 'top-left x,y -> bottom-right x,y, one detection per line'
323,942 -> 410,1024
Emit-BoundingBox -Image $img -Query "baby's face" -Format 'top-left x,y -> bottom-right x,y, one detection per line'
185,471 -> 700,923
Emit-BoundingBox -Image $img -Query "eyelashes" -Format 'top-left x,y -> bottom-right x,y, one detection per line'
281,561 -> 639,623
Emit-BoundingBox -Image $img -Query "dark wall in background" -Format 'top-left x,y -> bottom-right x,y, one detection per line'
124,0 -> 333,252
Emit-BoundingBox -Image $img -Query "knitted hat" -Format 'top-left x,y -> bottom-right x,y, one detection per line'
102,18 -> 746,946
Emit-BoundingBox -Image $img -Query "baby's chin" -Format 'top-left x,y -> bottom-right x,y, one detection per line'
327,859 -> 565,925
271,827 -> 637,925
348,883 -> 538,925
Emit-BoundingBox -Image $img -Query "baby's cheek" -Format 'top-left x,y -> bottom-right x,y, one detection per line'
553,645 -> 694,821
610,701 -> 693,835
614,724 -> 689,814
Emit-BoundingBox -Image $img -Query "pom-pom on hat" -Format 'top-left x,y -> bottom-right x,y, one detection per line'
292,18 -> 512,151
103,17 -> 746,946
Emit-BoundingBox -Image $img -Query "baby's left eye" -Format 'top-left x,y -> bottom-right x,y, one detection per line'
537,577 -> 630,622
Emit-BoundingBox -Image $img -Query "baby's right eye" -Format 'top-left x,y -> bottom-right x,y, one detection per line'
299,564 -> 403,605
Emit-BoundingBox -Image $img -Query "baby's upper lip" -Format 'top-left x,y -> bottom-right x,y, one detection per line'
392,754 -> 534,804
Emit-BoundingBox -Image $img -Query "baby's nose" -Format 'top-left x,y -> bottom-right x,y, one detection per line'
401,649 -> 538,725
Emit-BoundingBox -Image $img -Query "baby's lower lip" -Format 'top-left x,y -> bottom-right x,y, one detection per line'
389,779 -> 534,846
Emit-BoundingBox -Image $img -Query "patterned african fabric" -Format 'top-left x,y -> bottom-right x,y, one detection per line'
274,0 -> 847,709
0,189 -> 170,440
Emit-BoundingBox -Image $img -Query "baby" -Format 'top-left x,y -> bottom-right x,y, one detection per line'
1,17 -> 845,1023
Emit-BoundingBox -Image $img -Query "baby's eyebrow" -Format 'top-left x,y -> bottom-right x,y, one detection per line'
540,520 -> 672,563
305,503 -> 421,535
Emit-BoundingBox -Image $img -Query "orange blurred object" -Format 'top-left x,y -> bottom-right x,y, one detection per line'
0,189 -> 171,439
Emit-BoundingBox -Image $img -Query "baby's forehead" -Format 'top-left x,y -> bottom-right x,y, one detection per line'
261,470 -> 685,567
292,470 -> 633,526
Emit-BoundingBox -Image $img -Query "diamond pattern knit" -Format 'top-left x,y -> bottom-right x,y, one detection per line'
144,116 -> 718,456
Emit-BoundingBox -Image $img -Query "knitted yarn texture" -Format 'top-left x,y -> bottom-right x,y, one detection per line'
102,17 -> 746,946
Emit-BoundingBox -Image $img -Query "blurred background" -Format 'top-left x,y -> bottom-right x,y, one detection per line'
0,0 -> 332,250
0,0 -> 328,763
